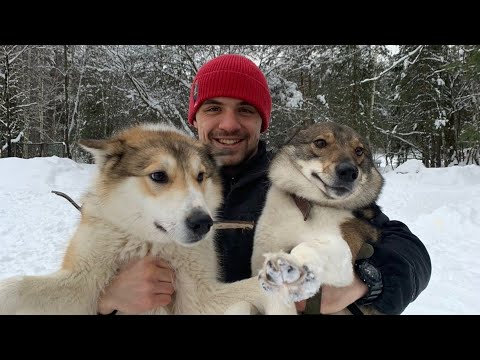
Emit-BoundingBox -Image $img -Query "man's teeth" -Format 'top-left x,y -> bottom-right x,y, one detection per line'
217,139 -> 241,145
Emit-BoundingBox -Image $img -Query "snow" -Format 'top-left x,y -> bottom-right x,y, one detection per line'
1,156 -> 479,315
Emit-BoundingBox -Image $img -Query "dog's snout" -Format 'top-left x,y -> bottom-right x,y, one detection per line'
186,210 -> 213,236
336,162 -> 358,182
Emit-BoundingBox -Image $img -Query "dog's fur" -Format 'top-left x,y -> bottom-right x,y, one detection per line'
251,122 -> 384,315
0,123 -> 294,315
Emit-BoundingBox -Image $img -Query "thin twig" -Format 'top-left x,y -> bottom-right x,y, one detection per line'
51,190 -> 82,211
50,190 -> 255,229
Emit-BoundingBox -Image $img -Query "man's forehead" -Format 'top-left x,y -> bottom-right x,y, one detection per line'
202,98 -> 254,107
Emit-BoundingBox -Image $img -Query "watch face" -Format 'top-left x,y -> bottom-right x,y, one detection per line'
355,260 -> 383,305
359,261 -> 381,282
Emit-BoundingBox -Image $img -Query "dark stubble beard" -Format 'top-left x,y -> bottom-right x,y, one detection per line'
220,144 -> 259,177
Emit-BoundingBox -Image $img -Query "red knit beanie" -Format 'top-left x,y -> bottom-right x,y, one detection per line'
188,54 -> 272,133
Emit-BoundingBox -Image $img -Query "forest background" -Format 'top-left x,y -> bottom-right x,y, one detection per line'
1,45 -> 479,167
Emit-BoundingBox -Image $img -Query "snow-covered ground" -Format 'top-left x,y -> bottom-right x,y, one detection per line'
1,156 -> 479,314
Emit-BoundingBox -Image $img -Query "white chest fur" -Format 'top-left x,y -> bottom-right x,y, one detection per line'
252,185 -> 355,290
254,186 -> 352,256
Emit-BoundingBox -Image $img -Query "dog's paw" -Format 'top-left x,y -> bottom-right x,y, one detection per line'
258,252 -> 321,304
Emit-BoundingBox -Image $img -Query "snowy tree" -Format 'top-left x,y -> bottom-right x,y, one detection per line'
0,45 -> 32,157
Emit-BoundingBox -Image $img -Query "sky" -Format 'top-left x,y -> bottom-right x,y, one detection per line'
0,156 -> 479,315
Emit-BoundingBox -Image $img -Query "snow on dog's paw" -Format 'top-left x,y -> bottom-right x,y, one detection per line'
258,252 -> 321,304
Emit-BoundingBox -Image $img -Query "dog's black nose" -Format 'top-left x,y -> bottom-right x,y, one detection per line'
336,162 -> 358,182
186,210 -> 213,236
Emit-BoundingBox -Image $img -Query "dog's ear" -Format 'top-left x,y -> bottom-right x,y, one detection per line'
283,125 -> 310,145
79,139 -> 108,165
79,139 -> 124,166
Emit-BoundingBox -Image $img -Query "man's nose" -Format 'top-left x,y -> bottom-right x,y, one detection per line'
218,109 -> 241,132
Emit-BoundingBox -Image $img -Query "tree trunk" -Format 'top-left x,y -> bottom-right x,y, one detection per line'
444,114 -> 456,166
63,45 -> 71,159
39,65 -> 44,144
367,46 -> 377,142
3,50 -> 12,157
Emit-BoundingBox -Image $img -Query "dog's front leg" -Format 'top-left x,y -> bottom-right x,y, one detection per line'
224,300 -> 261,315
0,271 -> 100,314
203,276 -> 294,315
214,277 -> 297,315
258,239 -> 354,304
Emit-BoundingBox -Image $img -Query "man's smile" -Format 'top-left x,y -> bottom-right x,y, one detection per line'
213,138 -> 244,147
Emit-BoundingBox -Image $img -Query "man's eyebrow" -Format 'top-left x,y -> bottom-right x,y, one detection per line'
238,102 -> 255,107
202,99 -> 255,107
202,99 -> 222,105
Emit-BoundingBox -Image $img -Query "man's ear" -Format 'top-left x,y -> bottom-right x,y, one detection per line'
192,120 -> 198,129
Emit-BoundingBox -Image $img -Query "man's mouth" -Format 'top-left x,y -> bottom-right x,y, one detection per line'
213,138 -> 243,146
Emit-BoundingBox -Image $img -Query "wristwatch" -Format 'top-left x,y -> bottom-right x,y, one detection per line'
355,259 -> 383,306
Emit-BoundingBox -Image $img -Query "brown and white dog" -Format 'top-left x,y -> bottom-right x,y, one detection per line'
0,123 -> 294,315
251,122 -> 384,315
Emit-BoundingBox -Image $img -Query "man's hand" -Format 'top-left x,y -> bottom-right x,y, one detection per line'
295,275 -> 368,314
97,256 -> 175,315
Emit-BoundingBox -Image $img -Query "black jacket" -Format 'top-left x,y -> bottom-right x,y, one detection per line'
214,141 -> 432,315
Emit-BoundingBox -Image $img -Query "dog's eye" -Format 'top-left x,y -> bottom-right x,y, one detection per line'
355,147 -> 364,156
150,171 -> 169,183
314,139 -> 327,148
197,172 -> 204,183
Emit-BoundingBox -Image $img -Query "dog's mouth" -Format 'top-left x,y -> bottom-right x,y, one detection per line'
154,213 -> 213,246
311,172 -> 353,198
154,221 -> 167,232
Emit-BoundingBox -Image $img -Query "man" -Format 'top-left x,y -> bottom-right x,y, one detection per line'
97,54 -> 431,315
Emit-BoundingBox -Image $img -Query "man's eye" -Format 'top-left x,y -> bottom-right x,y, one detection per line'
150,171 -> 169,183
205,106 -> 221,112
239,107 -> 255,113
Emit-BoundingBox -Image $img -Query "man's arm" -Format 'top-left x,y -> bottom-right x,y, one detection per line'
366,211 -> 432,315
297,210 -> 432,315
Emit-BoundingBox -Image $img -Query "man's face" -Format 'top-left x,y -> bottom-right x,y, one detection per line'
193,97 -> 262,166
